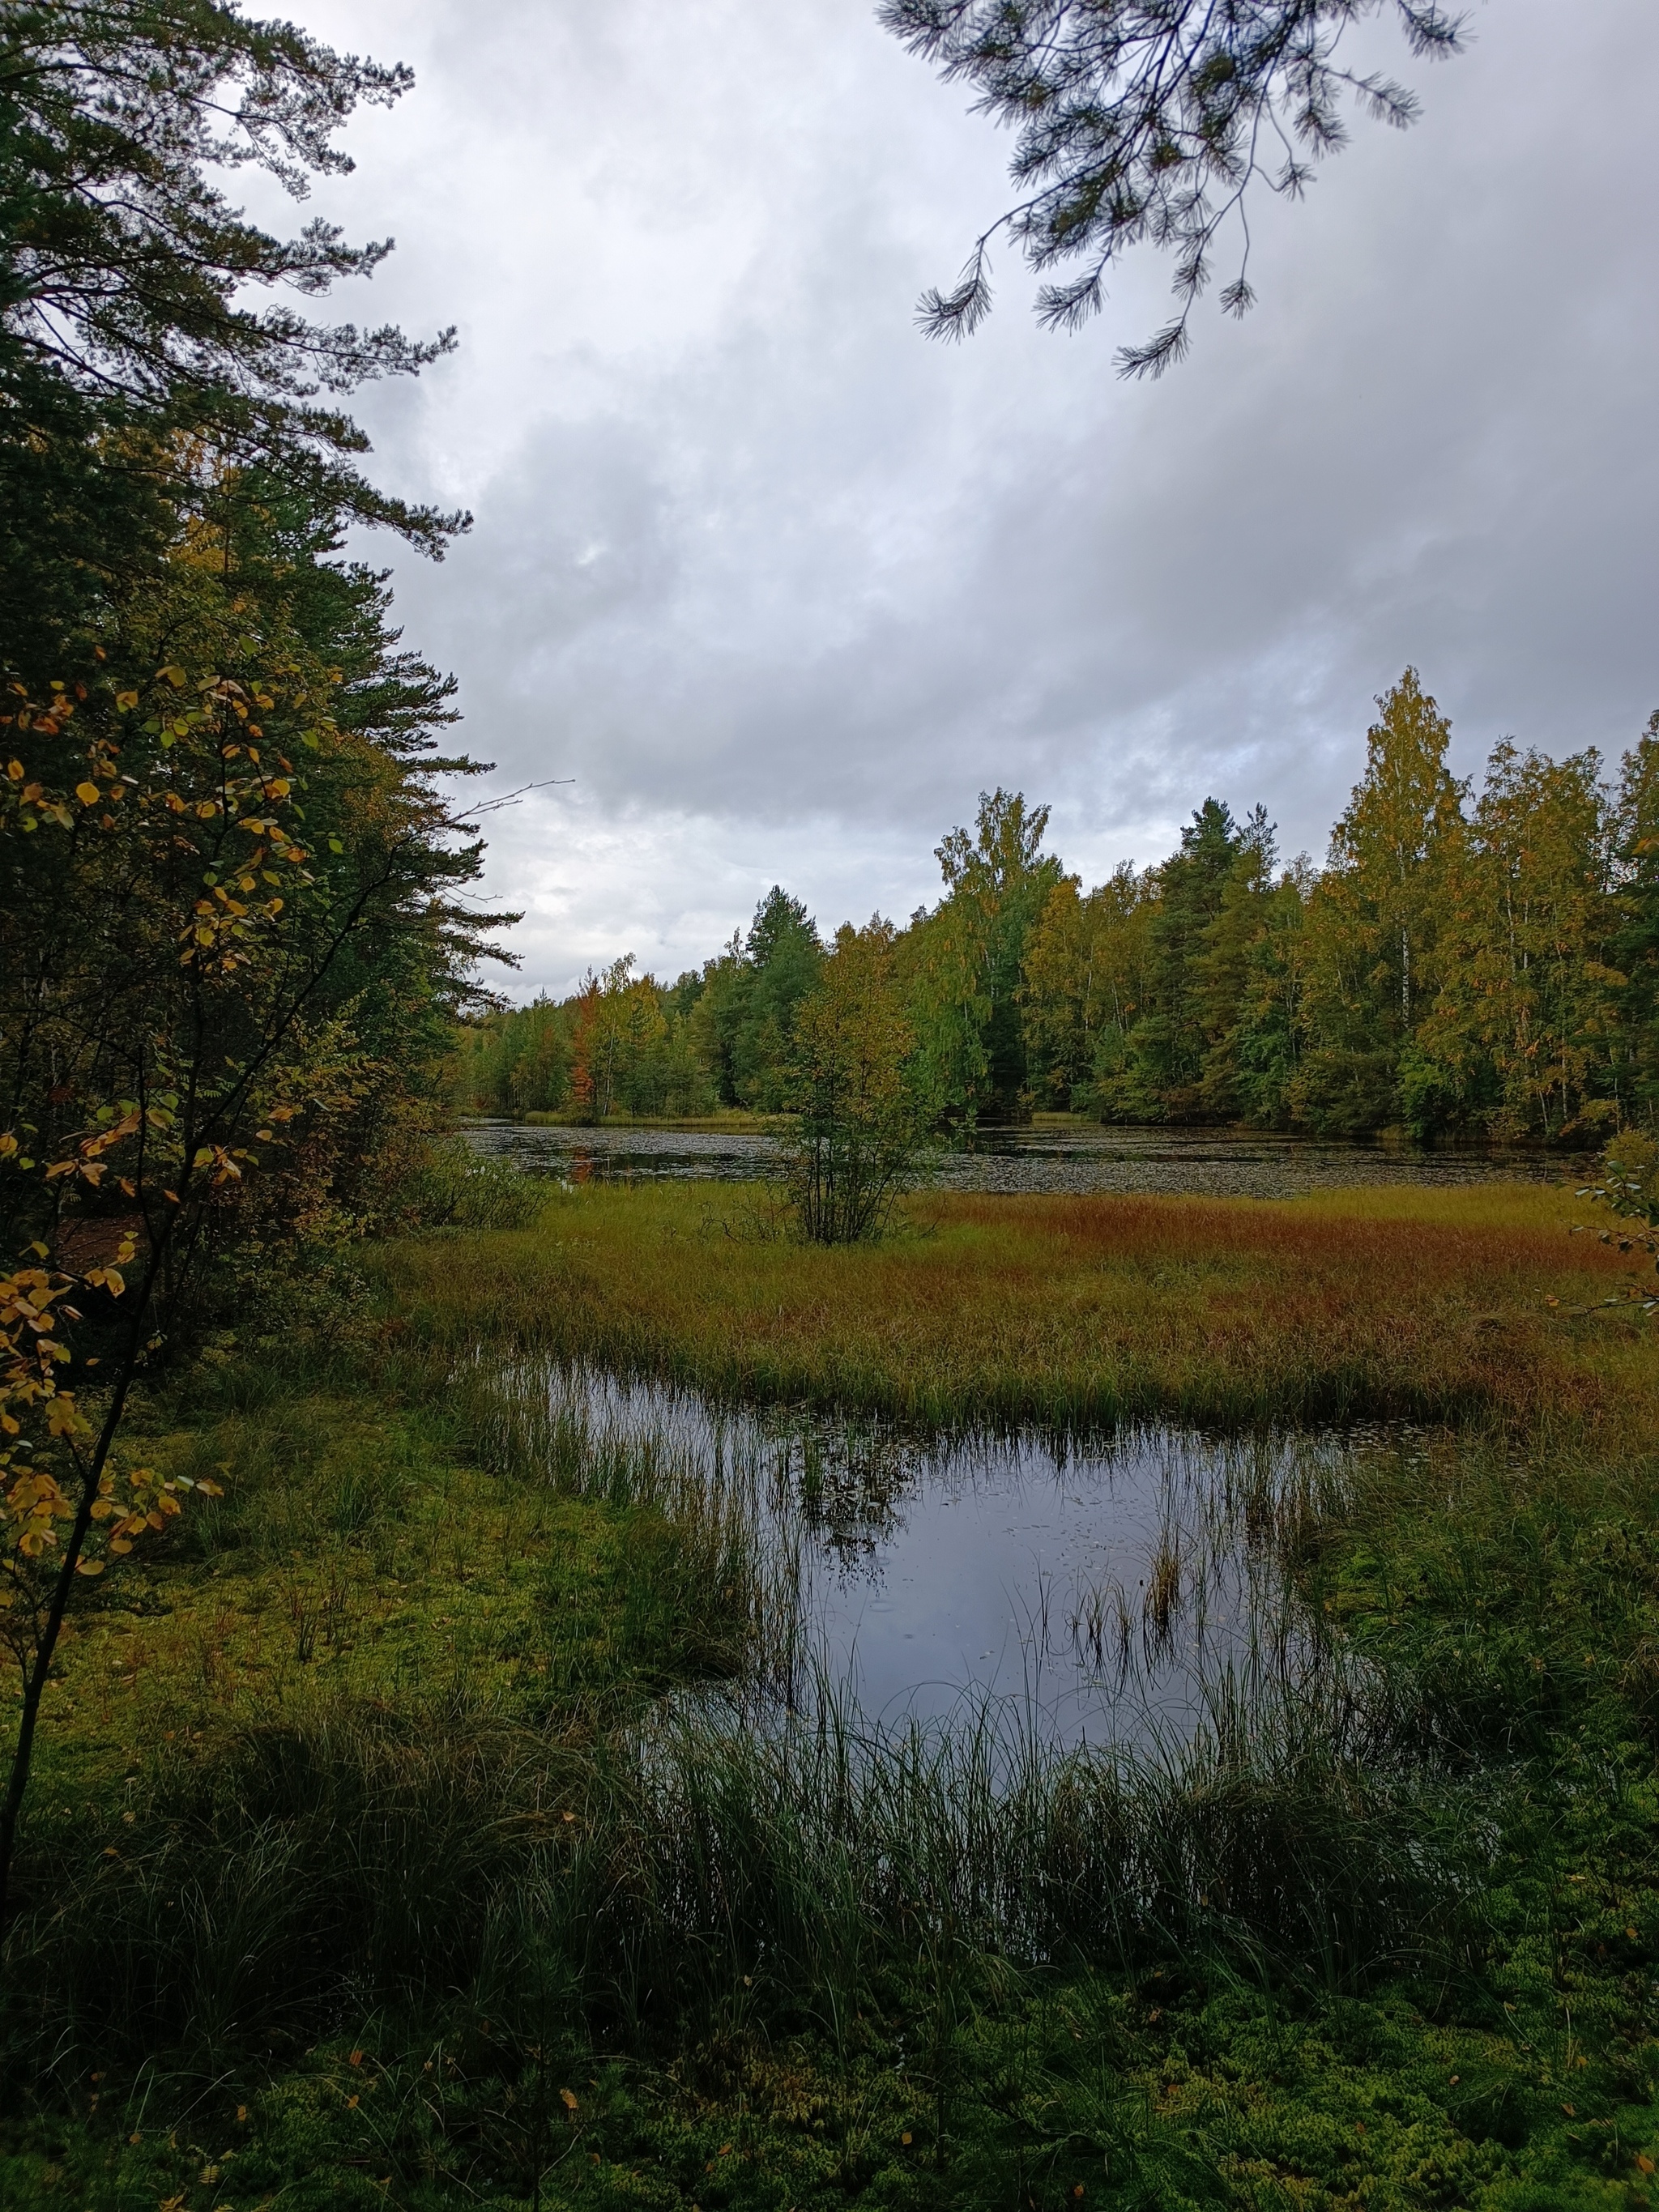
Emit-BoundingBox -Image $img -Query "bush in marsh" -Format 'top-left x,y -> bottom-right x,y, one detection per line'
774,918 -> 929,1244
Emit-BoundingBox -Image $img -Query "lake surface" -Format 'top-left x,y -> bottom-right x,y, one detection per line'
467,1116 -> 1582,1201
501,1362 -> 1381,1749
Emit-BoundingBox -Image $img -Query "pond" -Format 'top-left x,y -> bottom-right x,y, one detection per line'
465,1115 -> 1582,1201
481,1359 -> 1388,1750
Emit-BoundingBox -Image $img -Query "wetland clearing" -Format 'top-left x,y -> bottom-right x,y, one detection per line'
11,1166 -> 1659,2212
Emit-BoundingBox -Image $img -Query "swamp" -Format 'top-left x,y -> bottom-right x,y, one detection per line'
8,1144 -> 1659,2211
5,11 -> 1658,2210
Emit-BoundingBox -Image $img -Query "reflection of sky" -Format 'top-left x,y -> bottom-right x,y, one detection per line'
468,1119 -> 1580,1200
813,1446 -> 1155,1731
530,1366 -> 1346,1751
797,1434 -> 1277,1750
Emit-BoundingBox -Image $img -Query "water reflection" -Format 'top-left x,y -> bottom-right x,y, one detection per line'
465,1115 -> 1580,1201
481,1358 -> 1381,1750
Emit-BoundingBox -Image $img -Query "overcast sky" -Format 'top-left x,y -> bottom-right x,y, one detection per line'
272,0 -> 1658,999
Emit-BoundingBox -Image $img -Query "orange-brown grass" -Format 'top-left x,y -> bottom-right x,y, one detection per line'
374,1177 -> 1652,1438
380,1176 -> 1659,1433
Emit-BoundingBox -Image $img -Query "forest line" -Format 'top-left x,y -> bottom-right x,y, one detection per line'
463,671 -> 1659,1144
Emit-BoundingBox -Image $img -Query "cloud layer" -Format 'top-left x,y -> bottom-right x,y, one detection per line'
276,0 -> 1659,992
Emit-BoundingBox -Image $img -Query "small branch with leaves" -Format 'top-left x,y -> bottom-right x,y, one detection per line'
1554,1134 -> 1659,1320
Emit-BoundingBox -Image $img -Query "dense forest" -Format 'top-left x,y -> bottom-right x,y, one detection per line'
464,671 -> 1659,1144
0,4 -> 500,1261
0,0 -> 509,1923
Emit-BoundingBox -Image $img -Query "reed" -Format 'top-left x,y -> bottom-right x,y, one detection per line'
6,1646 -> 1474,2086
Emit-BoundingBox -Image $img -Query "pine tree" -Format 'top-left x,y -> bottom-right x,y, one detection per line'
1611,714 -> 1659,1127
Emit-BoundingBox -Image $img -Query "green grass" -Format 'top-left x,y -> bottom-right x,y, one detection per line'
6,1181 -> 1659,2208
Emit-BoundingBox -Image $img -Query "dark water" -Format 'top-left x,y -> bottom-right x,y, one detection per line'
503,1362 -> 1375,1747
466,1116 -> 1582,1201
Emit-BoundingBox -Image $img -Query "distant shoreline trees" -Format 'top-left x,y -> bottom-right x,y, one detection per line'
462,672 -> 1659,1147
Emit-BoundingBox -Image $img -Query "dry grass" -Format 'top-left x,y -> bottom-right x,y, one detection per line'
373,1178 -> 1650,1435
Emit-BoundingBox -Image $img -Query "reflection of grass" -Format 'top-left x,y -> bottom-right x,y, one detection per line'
378,1178 -> 1649,1435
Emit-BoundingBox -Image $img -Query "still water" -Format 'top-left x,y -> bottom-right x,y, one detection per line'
502,1362 -> 1380,1748
466,1116 -> 1580,1201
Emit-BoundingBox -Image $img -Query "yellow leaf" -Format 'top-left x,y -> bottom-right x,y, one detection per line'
75,1558 -> 104,1576
560,2089 -> 578,2112
75,782 -> 100,805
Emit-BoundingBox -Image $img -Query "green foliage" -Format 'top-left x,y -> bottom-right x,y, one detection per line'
775,919 -> 927,1242
701,886 -> 825,1111
1612,714 -> 1659,1122
905,787 -> 1064,1127
0,0 -> 501,1939
461,891 -> 821,1123
1025,673 -> 1657,1140
1572,1131 -> 1659,1317
0,0 -> 463,667
458,676 -> 1659,1151
462,961 -> 715,1123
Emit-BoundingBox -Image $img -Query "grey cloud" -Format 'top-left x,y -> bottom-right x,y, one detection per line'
288,0 -> 1657,992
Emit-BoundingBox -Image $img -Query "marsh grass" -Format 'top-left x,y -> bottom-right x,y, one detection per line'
7,1366 -> 1484,2111
10,1636 -> 1475,2092
372,1178 -> 1655,1436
